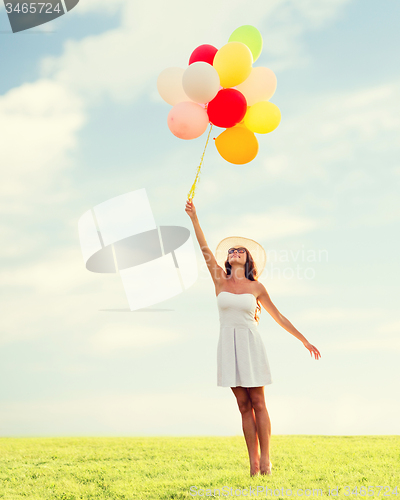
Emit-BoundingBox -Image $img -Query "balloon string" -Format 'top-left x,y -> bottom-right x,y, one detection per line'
187,122 -> 213,201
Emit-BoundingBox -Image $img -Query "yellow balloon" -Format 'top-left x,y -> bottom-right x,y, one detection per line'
244,101 -> 281,134
215,126 -> 259,164
213,42 -> 253,88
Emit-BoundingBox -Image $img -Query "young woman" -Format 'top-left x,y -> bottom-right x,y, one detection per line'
185,199 -> 321,477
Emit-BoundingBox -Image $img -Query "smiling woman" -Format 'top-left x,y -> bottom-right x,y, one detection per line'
185,197 -> 321,477
216,239 -> 266,324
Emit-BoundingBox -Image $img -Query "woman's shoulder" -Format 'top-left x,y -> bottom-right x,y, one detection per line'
253,280 -> 267,299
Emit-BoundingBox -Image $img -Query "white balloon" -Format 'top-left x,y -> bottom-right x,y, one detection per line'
182,62 -> 220,104
157,67 -> 193,106
235,67 -> 277,106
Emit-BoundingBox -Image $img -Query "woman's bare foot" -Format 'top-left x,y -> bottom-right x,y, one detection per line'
260,460 -> 272,475
250,463 -> 260,476
250,456 -> 260,476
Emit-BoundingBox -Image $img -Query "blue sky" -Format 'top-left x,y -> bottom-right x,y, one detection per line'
0,0 -> 399,437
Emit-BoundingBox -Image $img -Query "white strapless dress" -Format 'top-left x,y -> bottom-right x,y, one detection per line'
217,291 -> 273,388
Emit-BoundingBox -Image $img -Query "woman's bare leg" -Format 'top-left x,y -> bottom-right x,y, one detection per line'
248,387 -> 272,474
231,387 -> 260,476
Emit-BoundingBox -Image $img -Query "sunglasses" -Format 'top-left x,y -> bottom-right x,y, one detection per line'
228,247 -> 247,254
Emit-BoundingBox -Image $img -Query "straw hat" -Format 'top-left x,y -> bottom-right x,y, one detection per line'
215,236 -> 267,278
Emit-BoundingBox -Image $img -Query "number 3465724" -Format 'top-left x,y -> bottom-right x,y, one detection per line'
344,486 -> 398,496
5,3 -> 62,14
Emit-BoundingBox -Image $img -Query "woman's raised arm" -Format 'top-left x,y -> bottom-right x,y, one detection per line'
185,199 -> 225,285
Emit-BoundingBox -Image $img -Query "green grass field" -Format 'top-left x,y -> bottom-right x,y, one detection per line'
0,436 -> 398,499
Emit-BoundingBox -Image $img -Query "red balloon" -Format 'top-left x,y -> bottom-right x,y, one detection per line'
189,44 -> 218,66
207,89 -> 247,128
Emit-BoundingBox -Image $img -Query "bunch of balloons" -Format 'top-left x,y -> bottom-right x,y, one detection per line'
157,25 -> 280,165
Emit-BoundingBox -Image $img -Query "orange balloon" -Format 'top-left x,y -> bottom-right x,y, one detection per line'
215,126 -> 258,164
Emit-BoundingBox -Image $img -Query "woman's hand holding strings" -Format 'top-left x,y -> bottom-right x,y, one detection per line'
185,199 -> 197,221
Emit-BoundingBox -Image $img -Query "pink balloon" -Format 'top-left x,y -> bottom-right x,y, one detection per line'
167,102 -> 209,140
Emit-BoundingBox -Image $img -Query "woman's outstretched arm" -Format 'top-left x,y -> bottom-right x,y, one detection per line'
256,282 -> 321,360
185,199 -> 225,285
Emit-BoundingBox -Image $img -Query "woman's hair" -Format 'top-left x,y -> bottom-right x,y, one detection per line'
223,248 -> 262,324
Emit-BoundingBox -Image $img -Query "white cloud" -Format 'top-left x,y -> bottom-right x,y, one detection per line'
377,320 -> 400,335
294,0 -> 350,27
0,391 -> 238,436
40,0 -> 352,104
293,308 -> 400,351
0,223 -> 44,259
297,307 -> 385,323
3,0 -> 400,440
0,247 -> 91,294
1,389 -> 399,436
72,0 -> 126,15
324,336 -> 400,352
0,242 -> 195,348
0,244 -> 127,346
270,393 -> 400,434
0,79 -> 85,214
88,323 -> 183,355
202,209 -> 321,254
262,82 -> 400,184
147,80 -> 400,230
